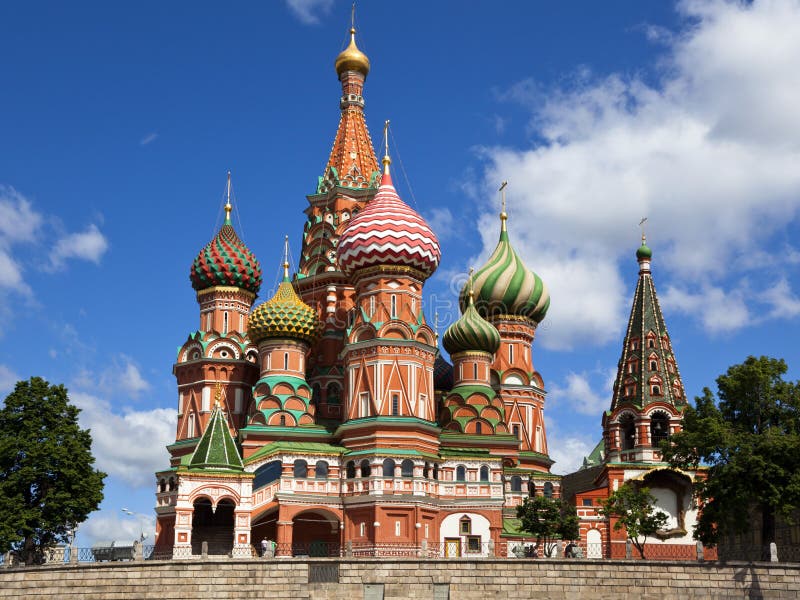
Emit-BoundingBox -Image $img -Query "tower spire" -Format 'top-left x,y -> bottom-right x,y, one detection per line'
382,119 -> 391,176
283,235 -> 290,282
499,180 -> 508,232
224,171 -> 233,225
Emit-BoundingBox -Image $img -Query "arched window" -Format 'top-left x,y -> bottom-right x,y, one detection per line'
650,360 -> 658,371
315,460 -> 329,479
513,425 -> 520,439
527,480 -> 536,497
459,516 -> 472,535
543,482 -> 554,498
433,464 -> 439,480
223,311 -> 228,335
620,414 -> 636,450
382,458 -> 396,477
401,459 -> 414,478
390,295 -> 397,318
479,465 -> 489,482
169,477 -> 176,491
423,462 -> 430,478
456,466 -> 466,482
391,393 -> 400,416
473,363 -> 478,380
346,460 -> 356,479
326,382 -> 341,405
187,412 -> 196,438
283,352 -> 289,370
159,479 -> 166,493
311,383 -> 321,406
293,459 -> 308,478
280,414 -> 286,426
475,422 -> 482,434
510,476 -> 522,492
360,459 -> 371,478
651,384 -> 662,396
651,411 -> 670,445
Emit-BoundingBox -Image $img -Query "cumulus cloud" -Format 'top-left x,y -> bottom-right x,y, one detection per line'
548,368 -> 615,416
546,425 -> 598,475
425,207 -> 455,241
0,186 -> 42,296
79,509 -> 156,547
49,224 -> 109,270
285,0 -> 334,25
476,0 -> 800,347
0,364 -> 20,397
104,355 -> 151,398
72,391 -> 175,488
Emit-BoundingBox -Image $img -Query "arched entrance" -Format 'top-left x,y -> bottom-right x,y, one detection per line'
191,497 -> 235,556
586,529 -> 602,558
291,509 -> 340,557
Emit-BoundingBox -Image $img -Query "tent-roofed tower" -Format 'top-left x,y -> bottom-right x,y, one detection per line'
294,24 -> 381,423
602,235 -> 687,464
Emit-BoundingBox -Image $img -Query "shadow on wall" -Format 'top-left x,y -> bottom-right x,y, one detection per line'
734,564 -> 763,600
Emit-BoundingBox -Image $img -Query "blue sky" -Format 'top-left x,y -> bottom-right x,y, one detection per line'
1,0 -> 798,545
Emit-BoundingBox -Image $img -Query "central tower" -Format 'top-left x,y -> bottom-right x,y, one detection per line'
294,27 -> 381,422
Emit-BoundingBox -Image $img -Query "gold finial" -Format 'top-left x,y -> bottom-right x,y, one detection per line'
468,267 -> 475,303
499,181 -> 508,232
434,310 -> 439,344
283,235 -> 290,280
334,13 -> 370,78
639,217 -> 648,244
214,382 -> 222,408
382,119 -> 391,174
224,172 -> 233,223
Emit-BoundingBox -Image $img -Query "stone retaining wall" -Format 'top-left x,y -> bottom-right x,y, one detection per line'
1,558 -> 798,599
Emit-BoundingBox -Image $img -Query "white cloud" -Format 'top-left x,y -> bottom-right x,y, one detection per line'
547,428 -> 598,476
140,132 -> 158,146
0,364 -> 20,397
49,224 -> 109,270
548,369 -> 615,416
662,283 -> 750,334
425,207 -> 455,241
285,0 -> 334,25
477,0 -> 800,347
760,278 -> 800,320
79,510 -> 155,547
104,355 -> 151,397
0,187 -> 42,296
72,391 -> 175,488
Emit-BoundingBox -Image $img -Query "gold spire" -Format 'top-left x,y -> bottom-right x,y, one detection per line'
334,19 -> 370,78
499,181 -> 508,232
283,235 -> 290,281
382,119 -> 391,174
467,267 -> 475,304
224,171 -> 233,224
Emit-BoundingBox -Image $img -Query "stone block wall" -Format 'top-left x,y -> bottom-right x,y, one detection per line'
1,558 -> 798,599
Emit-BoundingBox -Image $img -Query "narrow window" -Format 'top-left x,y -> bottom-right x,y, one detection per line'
391,294 -> 397,318
543,482 -> 554,498
401,459 -> 413,478
234,388 -> 243,413
411,297 -> 416,314
433,464 -> 439,480
511,476 -> 522,492
460,518 -> 471,535
222,311 -> 228,334
360,392 -> 370,417
360,459 -> 371,477
360,522 -> 365,537
239,313 -> 244,331
620,414 -> 636,450
283,352 -> 289,370
513,425 -> 520,439
346,461 -> 356,479
279,414 -> 286,426
479,466 -> 489,482
508,344 -> 514,363
369,295 -> 375,317
391,393 -> 400,415
473,363 -> 478,380
293,459 -> 307,478
315,461 -> 329,479
395,521 -> 401,537
650,360 -> 657,371
178,391 -> 184,414
476,422 -> 482,434
187,412 -> 195,438
383,458 -> 396,477
648,338 -> 655,348
201,387 -> 210,412
424,524 -> 429,539
456,466 -> 466,482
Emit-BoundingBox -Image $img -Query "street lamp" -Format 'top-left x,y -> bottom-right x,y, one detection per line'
121,508 -> 147,542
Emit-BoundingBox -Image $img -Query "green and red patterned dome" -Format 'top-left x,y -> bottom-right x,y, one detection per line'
461,214 -> 549,324
248,268 -> 319,345
444,290 -> 501,355
190,209 -> 262,295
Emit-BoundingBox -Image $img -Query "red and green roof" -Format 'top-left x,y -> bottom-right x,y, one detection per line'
190,217 -> 262,295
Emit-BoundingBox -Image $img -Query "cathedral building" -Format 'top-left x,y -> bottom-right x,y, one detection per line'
154,26 -> 556,558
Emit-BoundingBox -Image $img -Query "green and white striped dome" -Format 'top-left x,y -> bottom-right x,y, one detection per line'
460,216 -> 549,323
443,292 -> 501,356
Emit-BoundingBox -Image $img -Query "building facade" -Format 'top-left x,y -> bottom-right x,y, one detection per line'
154,26 -> 556,558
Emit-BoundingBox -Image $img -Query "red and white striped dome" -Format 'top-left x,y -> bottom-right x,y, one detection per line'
337,171 -> 441,279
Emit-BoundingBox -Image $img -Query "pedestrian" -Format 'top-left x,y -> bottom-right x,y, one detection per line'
260,537 -> 268,558
565,541 -> 577,558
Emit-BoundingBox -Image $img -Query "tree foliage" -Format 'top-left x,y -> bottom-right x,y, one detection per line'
516,495 -> 579,557
600,483 -> 668,559
663,356 -> 800,548
0,377 -> 105,564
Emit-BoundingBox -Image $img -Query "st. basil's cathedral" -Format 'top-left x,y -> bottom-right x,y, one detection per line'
154,24 -> 704,560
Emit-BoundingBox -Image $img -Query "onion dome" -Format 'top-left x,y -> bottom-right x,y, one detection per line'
462,210 -> 549,323
248,257 -> 319,345
434,354 -> 454,391
443,290 -> 501,356
335,28 -> 370,78
337,154 -> 440,279
636,237 -> 652,260
190,191 -> 262,295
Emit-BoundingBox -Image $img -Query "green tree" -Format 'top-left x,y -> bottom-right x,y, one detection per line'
0,377 -> 105,564
600,483 -> 668,559
516,495 -> 579,557
663,356 -> 800,550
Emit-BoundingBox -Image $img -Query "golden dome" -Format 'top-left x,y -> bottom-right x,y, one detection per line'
335,28 -> 370,78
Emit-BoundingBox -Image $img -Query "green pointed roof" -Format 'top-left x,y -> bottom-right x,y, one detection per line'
189,402 -> 243,471
609,240 -> 686,412
461,214 -> 549,323
443,291 -> 500,355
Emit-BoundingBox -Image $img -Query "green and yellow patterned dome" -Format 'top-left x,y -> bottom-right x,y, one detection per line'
248,266 -> 319,345
444,289 -> 501,356
461,213 -> 549,324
